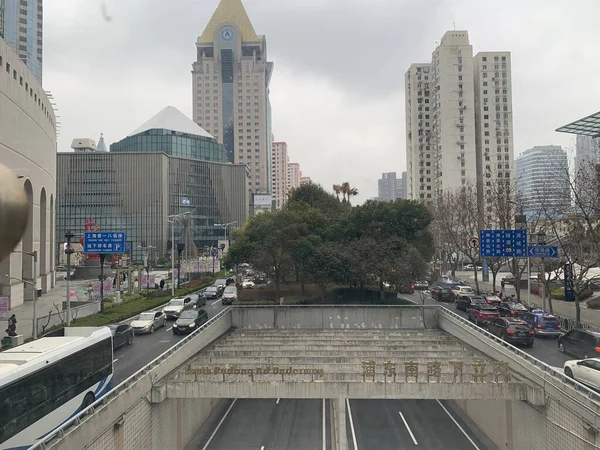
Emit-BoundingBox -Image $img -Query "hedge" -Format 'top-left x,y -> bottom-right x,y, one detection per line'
551,287 -> 593,301
587,298 -> 600,309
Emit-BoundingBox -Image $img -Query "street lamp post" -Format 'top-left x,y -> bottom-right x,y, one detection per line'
214,221 -> 237,275
176,243 -> 185,289
538,231 -> 547,311
168,212 -> 192,296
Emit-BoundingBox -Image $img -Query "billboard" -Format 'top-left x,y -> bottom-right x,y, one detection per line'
253,194 -> 272,207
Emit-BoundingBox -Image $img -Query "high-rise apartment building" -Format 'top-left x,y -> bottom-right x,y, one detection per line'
575,135 -> 599,177
377,172 -> 405,201
272,141 -> 288,209
405,31 -> 513,208
1,0 -> 43,84
515,145 -> 570,216
300,176 -> 311,185
287,162 -> 301,191
192,0 -> 274,196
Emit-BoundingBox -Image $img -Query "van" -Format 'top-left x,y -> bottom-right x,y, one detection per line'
222,285 -> 238,305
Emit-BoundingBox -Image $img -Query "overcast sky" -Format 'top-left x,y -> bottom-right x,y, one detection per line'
44,0 -> 600,201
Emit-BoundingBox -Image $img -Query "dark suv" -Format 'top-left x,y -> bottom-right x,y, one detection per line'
487,317 -> 535,347
431,286 -> 454,302
455,295 -> 486,312
521,311 -> 561,337
558,329 -> 600,358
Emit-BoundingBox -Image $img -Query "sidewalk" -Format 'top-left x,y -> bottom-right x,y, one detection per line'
469,274 -> 600,329
3,276 -> 94,340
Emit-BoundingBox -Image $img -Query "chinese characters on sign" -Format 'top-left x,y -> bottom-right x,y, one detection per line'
479,229 -> 528,258
83,232 -> 127,254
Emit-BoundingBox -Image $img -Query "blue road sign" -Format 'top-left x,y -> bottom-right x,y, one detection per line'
84,232 -> 127,254
479,229 -> 528,258
527,246 -> 559,258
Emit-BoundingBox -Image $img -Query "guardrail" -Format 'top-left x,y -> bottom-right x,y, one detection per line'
437,306 -> 600,414
29,306 -> 232,450
555,313 -> 597,333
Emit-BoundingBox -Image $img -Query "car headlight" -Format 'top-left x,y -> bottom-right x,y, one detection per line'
188,323 -> 196,328
173,324 -> 178,328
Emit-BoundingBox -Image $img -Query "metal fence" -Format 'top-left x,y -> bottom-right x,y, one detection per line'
36,302 -> 101,336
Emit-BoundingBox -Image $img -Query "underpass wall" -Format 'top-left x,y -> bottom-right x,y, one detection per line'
453,399 -> 598,450
232,306 -> 438,329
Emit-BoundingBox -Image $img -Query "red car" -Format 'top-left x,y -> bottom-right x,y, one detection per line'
468,303 -> 501,326
483,294 -> 502,307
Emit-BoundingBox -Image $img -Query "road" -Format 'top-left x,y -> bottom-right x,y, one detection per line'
402,290 -> 571,368
195,399 -> 329,450
347,399 -> 488,449
112,297 -> 228,383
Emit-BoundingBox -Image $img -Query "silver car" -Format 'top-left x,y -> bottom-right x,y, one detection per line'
131,311 -> 166,334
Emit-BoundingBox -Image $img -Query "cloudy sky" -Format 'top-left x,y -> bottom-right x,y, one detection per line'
44,0 -> 600,202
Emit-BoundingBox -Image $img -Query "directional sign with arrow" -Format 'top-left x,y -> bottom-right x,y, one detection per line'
84,232 -> 127,254
527,245 -> 559,258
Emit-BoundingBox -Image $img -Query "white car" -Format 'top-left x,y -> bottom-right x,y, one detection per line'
242,280 -> 255,289
131,311 -> 166,334
564,358 -> 600,389
163,297 -> 194,320
451,285 -> 474,299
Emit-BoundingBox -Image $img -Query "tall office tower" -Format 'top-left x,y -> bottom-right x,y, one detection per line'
193,0 -> 274,196
377,172 -> 404,202
575,135 -> 599,178
272,141 -> 288,209
405,31 -> 513,209
515,145 -> 570,217
474,52 -> 514,215
287,162 -> 301,191
1,0 -> 43,84
399,171 -> 407,199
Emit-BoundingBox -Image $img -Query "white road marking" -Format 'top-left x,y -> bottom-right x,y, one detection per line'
113,359 -> 118,363
322,399 -> 327,450
436,400 -> 481,449
210,299 -> 222,306
276,398 -> 280,404
202,398 -> 238,450
260,447 -> 265,450
399,412 -> 418,445
346,399 -> 359,450
158,340 -> 171,343
166,327 -> 172,331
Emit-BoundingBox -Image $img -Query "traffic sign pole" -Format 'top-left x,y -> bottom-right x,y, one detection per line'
100,254 -> 106,313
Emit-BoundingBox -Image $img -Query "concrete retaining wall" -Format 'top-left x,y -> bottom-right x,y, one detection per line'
232,306 -> 438,329
47,312 -> 232,450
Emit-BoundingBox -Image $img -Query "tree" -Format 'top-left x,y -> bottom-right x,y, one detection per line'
338,181 -> 359,205
304,243 -> 346,303
222,229 -> 257,283
287,183 -> 344,218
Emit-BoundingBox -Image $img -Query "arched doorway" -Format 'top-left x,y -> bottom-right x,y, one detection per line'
50,194 -> 55,288
40,188 -> 47,293
22,179 -> 34,301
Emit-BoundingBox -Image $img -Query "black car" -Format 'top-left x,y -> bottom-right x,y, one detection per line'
192,292 -> 207,307
107,324 -> 134,350
431,286 -> 455,302
498,301 -> 529,317
204,286 -> 221,300
172,309 -> 209,335
455,295 -> 486,312
487,317 -> 534,347
558,329 -> 600,358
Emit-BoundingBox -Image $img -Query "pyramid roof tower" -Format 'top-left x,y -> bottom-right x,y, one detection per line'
97,133 -> 107,152
128,106 -> 213,138
198,0 -> 259,43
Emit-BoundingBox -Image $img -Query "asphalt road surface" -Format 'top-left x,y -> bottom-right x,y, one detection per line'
112,297 -> 228,384
401,290 -> 571,369
197,399 -> 330,450
347,399 -> 488,450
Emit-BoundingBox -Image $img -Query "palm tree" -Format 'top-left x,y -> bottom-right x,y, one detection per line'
333,184 -> 343,201
341,182 -> 359,205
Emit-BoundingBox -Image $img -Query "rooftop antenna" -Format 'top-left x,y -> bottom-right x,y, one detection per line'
453,22 -> 457,30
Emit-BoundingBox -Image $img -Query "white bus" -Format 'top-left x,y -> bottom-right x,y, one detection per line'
0,327 -> 114,450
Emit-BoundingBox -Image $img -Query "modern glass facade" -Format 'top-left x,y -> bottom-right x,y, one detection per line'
2,0 -> 43,84
110,129 -> 227,163
56,152 -> 249,264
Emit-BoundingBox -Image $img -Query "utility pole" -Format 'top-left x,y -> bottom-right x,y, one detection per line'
65,231 -> 75,326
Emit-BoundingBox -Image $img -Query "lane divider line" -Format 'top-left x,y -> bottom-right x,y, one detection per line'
112,359 -> 118,363
435,400 -> 481,450
346,399 -> 359,450
201,398 -> 238,450
210,299 -> 222,306
322,399 -> 327,450
166,327 -> 172,331
399,411 -> 418,445
276,398 -> 280,404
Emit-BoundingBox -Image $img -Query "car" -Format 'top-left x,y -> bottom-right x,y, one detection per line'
242,279 -> 255,289
558,329 -> 600,358
205,285 -> 221,300
397,283 -> 414,294
173,309 -> 209,335
162,296 -> 195,320
193,292 -> 207,307
563,358 -> 600,389
414,281 -> 429,291
451,285 -> 474,299
468,303 -> 500,326
482,294 -> 502,307
222,285 -> 238,305
521,311 -> 561,337
214,277 -> 234,289
486,317 -> 535,347
455,294 -> 486,312
463,264 -> 474,271
430,286 -> 455,302
498,301 -> 529,317
107,324 -> 134,350
130,310 -> 166,334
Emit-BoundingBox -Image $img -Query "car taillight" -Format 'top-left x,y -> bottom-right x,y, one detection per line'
595,347 -> 600,353
486,300 -> 492,304
506,329 -> 515,334
537,324 -> 542,328
411,285 -> 415,289
558,325 -> 561,329
510,310 -> 515,315
528,331 -> 534,335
